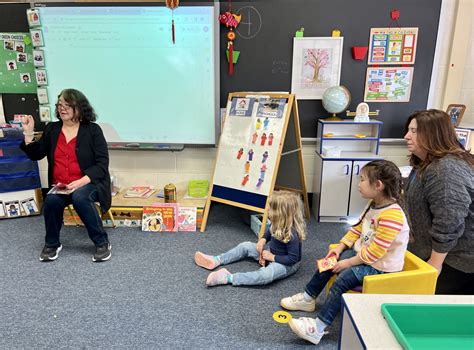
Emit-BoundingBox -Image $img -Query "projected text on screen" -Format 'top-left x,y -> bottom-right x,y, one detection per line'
38,5 -> 217,145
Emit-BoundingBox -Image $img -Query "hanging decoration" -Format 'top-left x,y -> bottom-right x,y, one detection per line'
219,3 -> 241,75
165,0 -> 179,44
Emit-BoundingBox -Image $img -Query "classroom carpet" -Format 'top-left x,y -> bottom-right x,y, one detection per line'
0,203 -> 351,349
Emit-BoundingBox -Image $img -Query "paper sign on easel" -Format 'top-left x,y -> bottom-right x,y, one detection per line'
201,92 -> 310,236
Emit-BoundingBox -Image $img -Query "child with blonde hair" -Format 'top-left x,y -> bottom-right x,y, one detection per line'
281,160 -> 409,345
194,190 -> 306,286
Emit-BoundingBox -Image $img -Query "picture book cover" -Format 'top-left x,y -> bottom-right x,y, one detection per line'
177,206 -> 197,232
142,204 -> 178,232
317,255 -> 337,273
124,186 -> 155,198
4,200 -> 21,217
0,200 -> 6,218
20,197 -> 39,215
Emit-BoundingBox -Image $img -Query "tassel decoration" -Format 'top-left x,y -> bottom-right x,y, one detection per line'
166,0 -> 179,44
228,42 -> 234,75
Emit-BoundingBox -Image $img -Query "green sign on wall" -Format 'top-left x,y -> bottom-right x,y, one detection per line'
0,32 -> 37,94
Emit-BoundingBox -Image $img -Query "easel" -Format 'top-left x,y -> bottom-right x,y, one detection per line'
201,92 -> 309,237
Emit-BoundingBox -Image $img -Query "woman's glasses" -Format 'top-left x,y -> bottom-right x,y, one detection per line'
55,102 -> 73,110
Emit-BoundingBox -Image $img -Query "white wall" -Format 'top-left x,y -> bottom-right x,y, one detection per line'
458,1 -> 474,125
36,0 -> 471,192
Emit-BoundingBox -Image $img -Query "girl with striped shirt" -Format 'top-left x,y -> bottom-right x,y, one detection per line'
281,160 -> 409,345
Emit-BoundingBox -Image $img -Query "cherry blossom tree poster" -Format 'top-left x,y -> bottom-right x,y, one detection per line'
291,37 -> 343,99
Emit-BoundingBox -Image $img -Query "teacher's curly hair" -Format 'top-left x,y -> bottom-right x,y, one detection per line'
56,88 -> 97,123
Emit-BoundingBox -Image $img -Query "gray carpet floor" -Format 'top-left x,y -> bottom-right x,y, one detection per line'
0,203 -> 351,349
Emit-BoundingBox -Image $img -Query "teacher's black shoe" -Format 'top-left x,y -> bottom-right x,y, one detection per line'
40,244 -> 62,262
92,243 -> 112,262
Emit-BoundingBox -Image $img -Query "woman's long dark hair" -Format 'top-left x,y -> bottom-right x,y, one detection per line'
55,88 -> 97,123
405,109 -> 474,173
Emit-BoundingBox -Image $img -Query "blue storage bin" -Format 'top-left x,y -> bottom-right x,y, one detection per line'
0,134 -> 41,193
0,158 -> 37,174
0,128 -> 23,140
0,139 -> 27,158
0,174 -> 41,193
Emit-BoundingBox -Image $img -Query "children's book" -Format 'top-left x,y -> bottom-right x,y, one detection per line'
317,255 -> 337,273
142,204 -> 178,232
124,186 -> 155,198
0,200 -> 6,217
177,206 -> 197,232
48,183 -> 75,195
4,200 -> 21,217
20,197 -> 39,215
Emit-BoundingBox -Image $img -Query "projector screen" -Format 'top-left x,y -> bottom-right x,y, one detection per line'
36,2 -> 218,146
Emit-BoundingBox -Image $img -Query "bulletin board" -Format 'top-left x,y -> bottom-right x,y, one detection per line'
0,3 -> 43,131
0,32 -> 37,94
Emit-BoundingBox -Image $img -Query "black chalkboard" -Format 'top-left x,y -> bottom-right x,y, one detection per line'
219,0 -> 442,138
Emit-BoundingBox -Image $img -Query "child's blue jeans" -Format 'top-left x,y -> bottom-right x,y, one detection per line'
217,241 -> 300,286
304,250 -> 384,326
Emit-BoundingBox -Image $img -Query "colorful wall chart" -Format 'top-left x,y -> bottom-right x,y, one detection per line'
368,27 -> 418,65
0,33 -> 37,93
364,67 -> 414,102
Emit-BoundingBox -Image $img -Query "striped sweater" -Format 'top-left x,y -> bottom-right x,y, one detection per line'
340,203 -> 409,272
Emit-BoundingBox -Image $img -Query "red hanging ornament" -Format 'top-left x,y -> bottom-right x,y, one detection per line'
166,0 -> 179,44
219,9 -> 241,75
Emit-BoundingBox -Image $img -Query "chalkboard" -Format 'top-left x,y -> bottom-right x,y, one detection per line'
219,0 -> 442,138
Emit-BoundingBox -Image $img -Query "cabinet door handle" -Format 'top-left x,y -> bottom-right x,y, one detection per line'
355,164 -> 360,175
344,164 -> 350,175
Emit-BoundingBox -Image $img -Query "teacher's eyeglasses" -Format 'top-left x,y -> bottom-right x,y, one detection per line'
55,102 -> 73,110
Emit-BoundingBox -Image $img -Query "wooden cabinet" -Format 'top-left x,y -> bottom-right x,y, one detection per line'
313,119 -> 382,222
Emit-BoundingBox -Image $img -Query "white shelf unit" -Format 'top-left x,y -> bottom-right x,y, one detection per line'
313,119 -> 383,223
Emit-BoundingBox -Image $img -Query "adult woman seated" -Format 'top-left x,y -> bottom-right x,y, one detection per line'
20,89 -> 112,262
404,109 -> 473,294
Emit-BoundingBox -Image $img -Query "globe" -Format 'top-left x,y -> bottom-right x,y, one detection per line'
322,86 -> 351,119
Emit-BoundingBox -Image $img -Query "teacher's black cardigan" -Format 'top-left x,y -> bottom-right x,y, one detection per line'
20,121 -> 112,212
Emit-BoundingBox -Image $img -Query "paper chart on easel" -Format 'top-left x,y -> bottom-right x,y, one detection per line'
212,96 -> 288,196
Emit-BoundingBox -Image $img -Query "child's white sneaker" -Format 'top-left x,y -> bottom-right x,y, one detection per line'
280,292 -> 316,312
288,317 -> 326,345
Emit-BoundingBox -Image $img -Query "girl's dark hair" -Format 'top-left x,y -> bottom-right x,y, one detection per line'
362,159 -> 403,206
353,160 -> 403,227
56,88 -> 97,123
405,109 -> 474,173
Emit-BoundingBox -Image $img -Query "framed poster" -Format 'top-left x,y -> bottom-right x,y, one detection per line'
454,128 -> 471,149
39,105 -> 51,122
291,37 -> 344,100
368,27 -> 418,65
446,104 -> 466,127
364,67 -> 414,102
